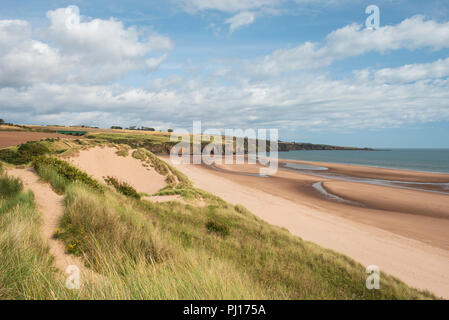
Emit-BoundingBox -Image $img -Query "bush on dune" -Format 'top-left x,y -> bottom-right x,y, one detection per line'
32,156 -> 102,193
0,141 -> 50,165
0,175 -> 23,199
104,176 -> 140,199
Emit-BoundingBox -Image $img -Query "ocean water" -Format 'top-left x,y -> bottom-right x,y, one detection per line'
277,149 -> 449,174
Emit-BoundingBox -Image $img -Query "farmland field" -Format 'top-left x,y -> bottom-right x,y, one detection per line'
0,131 -> 77,148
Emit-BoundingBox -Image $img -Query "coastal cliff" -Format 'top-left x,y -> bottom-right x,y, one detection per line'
277,142 -> 372,151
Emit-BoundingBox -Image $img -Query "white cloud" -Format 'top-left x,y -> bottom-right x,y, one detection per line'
0,6 -> 173,88
2,63 -> 449,131
1,9 -> 449,135
248,16 -> 449,76
225,11 -> 256,33
44,7 -> 173,82
371,57 -> 449,83
0,20 -> 65,87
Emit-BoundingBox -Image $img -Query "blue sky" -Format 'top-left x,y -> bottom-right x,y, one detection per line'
1,0 -> 449,148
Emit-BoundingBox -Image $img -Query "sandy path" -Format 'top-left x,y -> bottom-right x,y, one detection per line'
145,195 -> 186,203
7,168 -> 82,271
165,159 -> 449,299
67,147 -> 166,195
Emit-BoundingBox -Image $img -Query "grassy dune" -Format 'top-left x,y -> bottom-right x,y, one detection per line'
0,144 -> 437,299
0,172 -> 77,299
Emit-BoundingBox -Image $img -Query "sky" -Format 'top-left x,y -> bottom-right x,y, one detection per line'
1,0 -> 449,148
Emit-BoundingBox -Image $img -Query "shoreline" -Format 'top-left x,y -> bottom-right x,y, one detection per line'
277,158 -> 449,183
161,155 -> 449,298
276,153 -> 449,176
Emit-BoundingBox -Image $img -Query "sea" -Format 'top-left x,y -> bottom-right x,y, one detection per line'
277,149 -> 449,174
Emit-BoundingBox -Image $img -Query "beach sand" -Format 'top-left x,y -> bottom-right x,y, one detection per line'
161,155 -> 449,298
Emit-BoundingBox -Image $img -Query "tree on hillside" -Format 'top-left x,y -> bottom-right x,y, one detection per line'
0,119 -> 4,124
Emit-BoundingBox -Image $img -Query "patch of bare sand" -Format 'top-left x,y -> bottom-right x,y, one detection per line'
164,157 -> 449,299
145,195 -> 186,203
144,195 -> 206,207
67,146 -> 167,195
7,168 -> 82,271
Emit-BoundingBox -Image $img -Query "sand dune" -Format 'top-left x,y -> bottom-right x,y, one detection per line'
67,146 -> 167,195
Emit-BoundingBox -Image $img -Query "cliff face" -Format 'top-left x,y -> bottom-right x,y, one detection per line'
277,142 -> 372,151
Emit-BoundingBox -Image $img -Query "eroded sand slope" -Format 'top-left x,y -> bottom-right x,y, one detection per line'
67,146 -> 166,195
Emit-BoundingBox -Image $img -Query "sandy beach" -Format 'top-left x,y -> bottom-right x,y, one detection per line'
162,155 -> 449,298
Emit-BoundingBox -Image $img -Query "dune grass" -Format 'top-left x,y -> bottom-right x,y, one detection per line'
0,148 -> 437,299
32,156 -> 103,193
0,173 -> 79,299
86,132 -> 175,153
53,183 -> 268,299
36,156 -> 434,299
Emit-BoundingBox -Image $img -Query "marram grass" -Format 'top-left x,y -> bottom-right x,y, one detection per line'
0,149 -> 437,300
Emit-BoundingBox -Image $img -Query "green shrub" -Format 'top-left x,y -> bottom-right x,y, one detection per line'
0,149 -> 26,165
165,174 -> 176,185
17,142 -> 50,158
0,141 -> 50,164
132,148 -> 169,176
0,175 -> 23,198
206,219 -> 230,237
234,204 -> 251,216
104,176 -> 140,199
32,156 -> 102,192
35,164 -> 70,194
